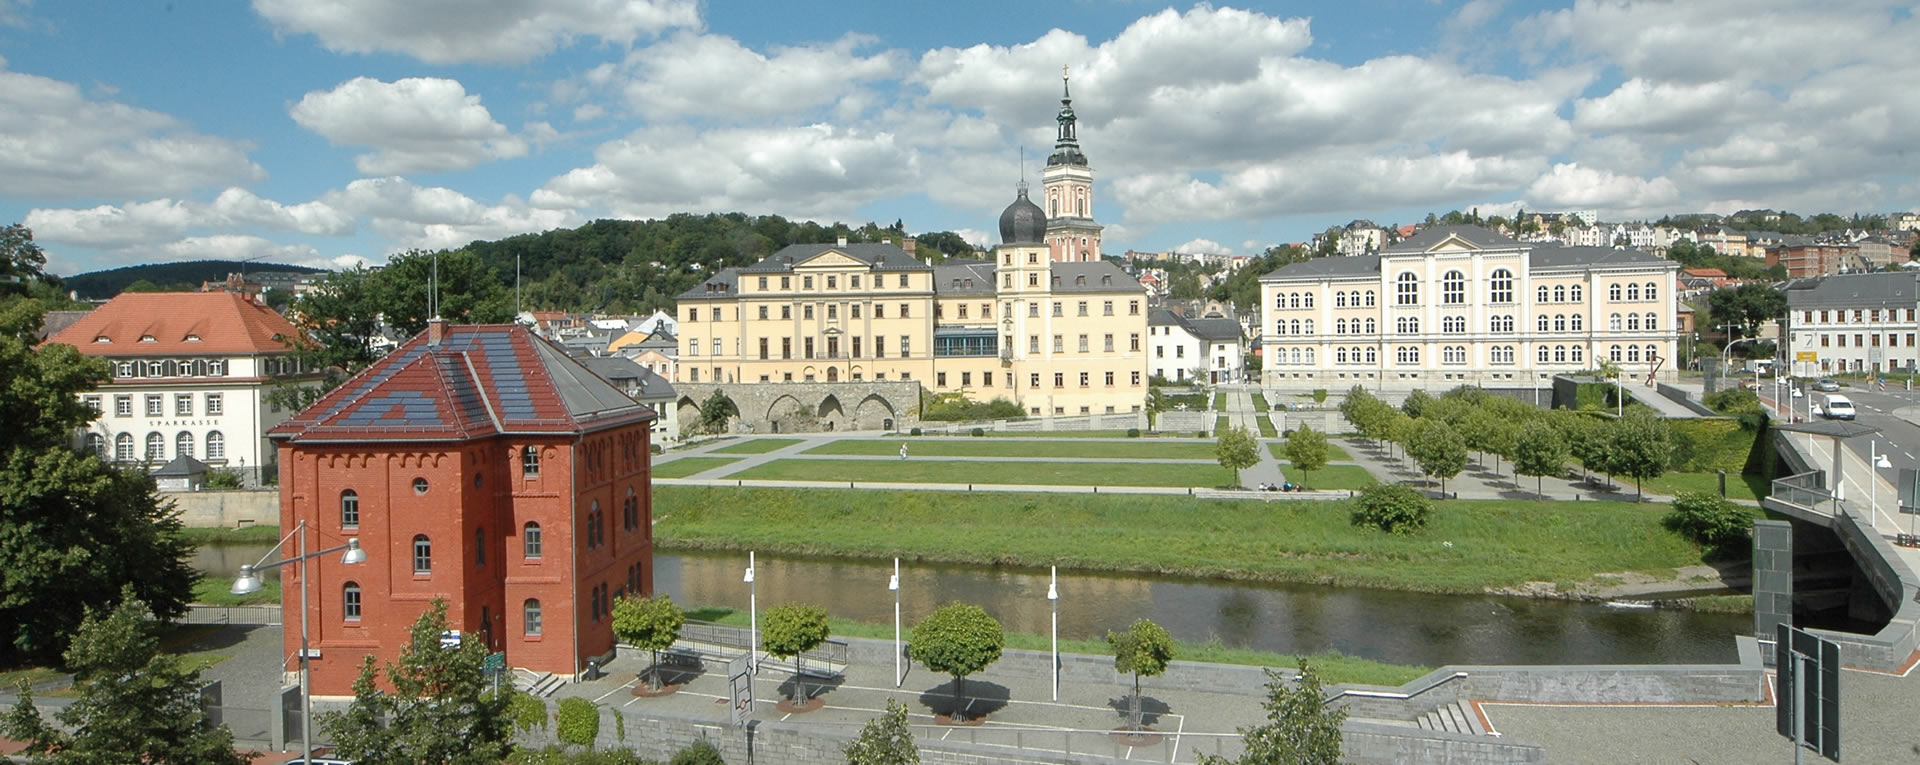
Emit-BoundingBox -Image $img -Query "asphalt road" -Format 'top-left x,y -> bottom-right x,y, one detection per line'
1766,381 -> 1920,506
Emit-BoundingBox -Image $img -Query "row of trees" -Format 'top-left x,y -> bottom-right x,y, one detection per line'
1339,385 -> 1674,499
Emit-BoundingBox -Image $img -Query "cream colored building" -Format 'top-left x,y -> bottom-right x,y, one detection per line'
674,187 -> 1149,416
1259,226 -> 1681,391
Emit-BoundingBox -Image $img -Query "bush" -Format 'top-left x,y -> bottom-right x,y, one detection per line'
970,427 -> 985,437
509,747 -> 652,765
1126,428 -> 1140,438
670,740 -> 727,765
921,393 -> 1025,422
556,697 -> 600,748
508,690 -> 549,734
1311,389 -> 1329,404
649,444 -> 663,455
909,427 -> 922,436
1196,431 -> 1208,438
1664,491 -> 1754,555
1351,483 -> 1431,535
205,467 -> 244,489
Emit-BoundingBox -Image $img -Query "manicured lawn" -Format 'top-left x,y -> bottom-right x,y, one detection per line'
1641,471 -> 1770,501
1251,392 -> 1271,413
178,525 -> 283,544
1213,393 -> 1229,411
982,430 -> 1135,438
194,576 -> 280,606
1215,416 -> 1230,435
731,459 -> 1235,488
655,457 -> 744,478
1275,464 -> 1378,491
805,439 -> 1219,459
711,438 -> 803,454
1256,416 -> 1277,438
1268,441 -> 1352,462
653,487 -> 1716,594
683,605 -> 1430,687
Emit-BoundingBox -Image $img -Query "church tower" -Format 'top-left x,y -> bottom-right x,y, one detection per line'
1042,68 -> 1103,263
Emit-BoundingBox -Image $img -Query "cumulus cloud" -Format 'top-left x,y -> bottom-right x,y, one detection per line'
325,176 -> 584,252
25,188 -> 351,249
291,77 -> 529,174
1525,164 -> 1680,212
1173,238 -> 1230,254
608,32 -> 902,121
1113,151 -> 1545,224
251,0 -> 700,65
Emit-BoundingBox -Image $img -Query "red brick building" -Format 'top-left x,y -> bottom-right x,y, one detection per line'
271,321 -> 656,696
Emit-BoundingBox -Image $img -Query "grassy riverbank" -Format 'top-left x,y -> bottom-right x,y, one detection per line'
178,525 -> 282,544
729,459 -> 1235,488
652,487 -> 1710,594
680,606 -> 1430,687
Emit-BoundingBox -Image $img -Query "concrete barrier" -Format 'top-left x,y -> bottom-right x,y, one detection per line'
163,489 -> 278,527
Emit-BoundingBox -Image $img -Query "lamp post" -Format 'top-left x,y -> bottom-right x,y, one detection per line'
231,520 -> 365,763
1047,566 -> 1059,702
1871,441 -> 1893,525
743,552 -> 757,674
889,558 -> 901,689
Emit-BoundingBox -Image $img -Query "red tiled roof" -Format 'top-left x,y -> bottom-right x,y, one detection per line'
44,291 -> 299,356
1682,268 -> 1728,278
272,324 -> 654,443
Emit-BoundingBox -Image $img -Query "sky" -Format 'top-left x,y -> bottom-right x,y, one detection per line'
3,0 -> 1919,277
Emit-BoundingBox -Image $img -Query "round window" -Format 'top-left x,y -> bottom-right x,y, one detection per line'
412,477 -> 429,495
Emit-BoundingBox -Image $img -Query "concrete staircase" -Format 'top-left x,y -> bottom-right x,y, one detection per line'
1412,701 -> 1488,736
514,669 -> 566,698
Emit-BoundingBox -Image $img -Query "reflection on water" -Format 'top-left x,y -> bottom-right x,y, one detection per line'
655,551 -> 1749,667
194,543 -> 279,580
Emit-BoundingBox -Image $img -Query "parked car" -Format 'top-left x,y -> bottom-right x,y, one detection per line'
1822,394 -> 1856,420
1814,378 -> 1841,392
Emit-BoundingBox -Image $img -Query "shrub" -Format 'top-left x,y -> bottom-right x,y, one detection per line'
1311,389 -> 1329,404
556,697 -> 600,748
507,690 -> 549,734
204,467 -> 244,489
1351,483 -> 1431,535
670,740 -> 727,765
1196,431 -> 1208,438
1664,491 -> 1754,555
509,747 -> 653,765
921,393 -> 1025,422
909,427 -> 922,436
1126,428 -> 1140,438
649,444 -> 663,455
970,427 -> 985,437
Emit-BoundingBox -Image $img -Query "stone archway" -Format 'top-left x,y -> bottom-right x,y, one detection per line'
766,393 -> 814,434
675,396 -> 701,437
818,394 -> 845,431
853,393 -> 896,431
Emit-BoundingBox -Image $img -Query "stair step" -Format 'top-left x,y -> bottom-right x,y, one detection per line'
1443,702 -> 1468,733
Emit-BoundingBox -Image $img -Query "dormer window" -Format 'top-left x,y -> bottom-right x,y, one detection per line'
93,336 -> 111,344
139,335 -> 156,343
185,334 -> 201,342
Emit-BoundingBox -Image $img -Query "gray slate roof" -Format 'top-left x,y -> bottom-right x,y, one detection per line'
1047,260 -> 1145,293
577,355 -> 676,402
1529,246 -> 1670,269
1264,225 -> 1674,282
935,261 -> 996,295
740,243 -> 930,274
1382,225 -> 1523,253
154,455 -> 209,477
1148,308 -> 1243,342
1785,272 -> 1920,308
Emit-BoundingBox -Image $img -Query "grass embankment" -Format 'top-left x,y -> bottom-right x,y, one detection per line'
1256,417 -> 1277,438
1213,393 -> 1229,412
1641,471 -> 1770,502
680,605 -> 1429,688
1215,416 -> 1230,435
178,525 -> 283,544
1267,441 -> 1353,462
1251,393 -> 1271,413
805,439 -> 1218,460
1276,464 -> 1377,491
731,459 -> 1233,488
655,457 -> 743,478
653,487 -> 1711,594
193,576 -> 281,606
712,438 -> 803,454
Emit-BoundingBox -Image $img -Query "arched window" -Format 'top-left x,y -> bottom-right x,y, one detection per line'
1364,318 -> 1377,334
1645,282 -> 1658,301
1554,285 -> 1567,303
1335,318 -> 1347,335
340,490 -> 359,528
1364,290 -> 1376,307
1364,347 -> 1377,364
1610,345 -> 1623,362
1538,346 -> 1551,363
1274,294 -> 1286,309
1396,346 -> 1420,365
1275,321 -> 1287,335
145,432 -> 164,461
1627,346 -> 1642,362
521,446 -> 540,476
1538,315 -> 1550,332
625,487 -> 640,531
1305,348 -> 1316,364
1627,283 -> 1641,301
1570,284 -> 1583,302
1335,292 -> 1347,308
343,582 -> 361,621
524,522 -> 542,559
1627,314 -> 1641,331
1571,314 -> 1584,331
1537,285 -> 1550,304
115,433 -> 134,462
175,431 -> 193,459
1291,348 -> 1303,364
84,433 -> 106,456
1289,293 -> 1301,309
1609,284 -> 1622,301
1645,313 -> 1657,331
1489,269 -> 1514,304
1571,346 -> 1585,363
1554,315 -> 1566,332
1304,319 -> 1315,335
1609,313 -> 1622,331
1396,273 -> 1420,305
1303,293 -> 1314,309
475,528 -> 486,567
525,599 -> 543,636
412,534 -> 432,574
1442,271 -> 1465,305
206,431 -> 225,460
1554,345 -> 1567,363
1336,347 -> 1349,364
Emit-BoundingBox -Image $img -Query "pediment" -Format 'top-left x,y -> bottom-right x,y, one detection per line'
1423,234 -> 1481,253
795,251 -> 865,268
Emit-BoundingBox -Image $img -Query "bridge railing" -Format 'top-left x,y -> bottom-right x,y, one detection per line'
1770,470 -> 1835,514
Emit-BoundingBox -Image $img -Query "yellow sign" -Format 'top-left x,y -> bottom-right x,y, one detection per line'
1796,351 -> 1819,362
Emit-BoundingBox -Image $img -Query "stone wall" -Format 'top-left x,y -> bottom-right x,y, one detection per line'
162,489 -> 278,527
675,381 -> 921,435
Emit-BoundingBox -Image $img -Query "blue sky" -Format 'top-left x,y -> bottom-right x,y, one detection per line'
2,0 -> 1917,276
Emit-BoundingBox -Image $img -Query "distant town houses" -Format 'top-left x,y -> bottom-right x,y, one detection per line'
1147,308 -> 1247,384
1122,248 -> 1254,271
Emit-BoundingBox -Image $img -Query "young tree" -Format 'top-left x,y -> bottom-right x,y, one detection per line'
2,590 -> 248,764
1399,389 -> 1435,419
321,600 -> 515,765
1108,618 -> 1176,731
909,603 -> 1005,722
1197,663 -> 1347,765
613,593 -> 687,692
761,603 -> 831,704
695,391 -> 739,436
1282,424 -> 1330,486
1406,420 -> 1467,494
0,301 -> 198,666
1609,409 -> 1674,500
1214,425 -> 1260,488
1512,419 -> 1570,498
844,699 -> 920,765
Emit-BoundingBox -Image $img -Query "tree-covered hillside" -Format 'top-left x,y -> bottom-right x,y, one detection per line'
62,260 -> 325,299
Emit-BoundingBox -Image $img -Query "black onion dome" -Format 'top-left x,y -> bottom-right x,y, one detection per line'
998,184 -> 1047,245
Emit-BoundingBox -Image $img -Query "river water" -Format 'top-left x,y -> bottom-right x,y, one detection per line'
198,544 -> 1748,666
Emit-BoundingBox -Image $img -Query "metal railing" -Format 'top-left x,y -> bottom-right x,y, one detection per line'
668,620 -> 850,675
1770,470 -> 1835,514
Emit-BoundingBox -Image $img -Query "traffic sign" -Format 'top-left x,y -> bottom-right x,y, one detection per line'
483,651 -> 506,675
1776,624 -> 1840,762
1797,351 -> 1819,363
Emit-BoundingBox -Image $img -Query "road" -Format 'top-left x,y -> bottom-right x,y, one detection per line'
1765,380 -> 1920,523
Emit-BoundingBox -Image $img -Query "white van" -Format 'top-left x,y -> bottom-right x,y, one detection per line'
1822,394 -> 1856,420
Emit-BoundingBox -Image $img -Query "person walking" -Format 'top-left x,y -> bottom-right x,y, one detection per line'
900,443 -> 908,461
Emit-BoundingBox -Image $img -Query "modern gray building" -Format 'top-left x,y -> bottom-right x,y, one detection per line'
1784,272 -> 1920,376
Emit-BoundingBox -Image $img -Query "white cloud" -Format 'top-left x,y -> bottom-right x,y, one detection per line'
325,176 -> 584,252
1173,238 -> 1229,255
0,65 -> 263,199
951,228 -> 990,249
25,188 -> 351,249
609,32 -> 902,121
1524,163 -> 1680,213
251,0 -> 700,65
1113,151 -> 1545,224
571,103 -> 605,122
157,235 -> 326,266
291,77 -> 529,174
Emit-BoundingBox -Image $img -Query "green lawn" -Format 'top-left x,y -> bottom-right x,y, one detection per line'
1268,441 -> 1352,462
1212,393 -> 1229,412
982,430 -> 1138,438
178,525 -> 283,544
193,576 -> 280,606
731,459 -> 1235,488
711,438 -> 803,454
1256,416 -> 1278,438
682,605 -> 1429,687
1641,471 -> 1770,501
1251,393 -> 1271,413
805,439 -> 1219,460
1275,464 -> 1378,491
653,487 -> 1716,594
655,457 -> 744,478
1215,416 -> 1230,435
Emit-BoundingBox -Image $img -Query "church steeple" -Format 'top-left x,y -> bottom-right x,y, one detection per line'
1047,65 -> 1086,168
1039,64 -> 1101,262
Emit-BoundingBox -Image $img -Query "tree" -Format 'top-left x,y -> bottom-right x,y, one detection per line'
1706,283 -> 1788,336
1108,618 -> 1175,731
761,603 -> 830,704
844,699 -> 920,765
909,603 -> 1005,722
1664,492 -> 1756,556
1214,425 -> 1259,488
375,249 -> 515,338
1282,424 -> 1329,486
3,589 -> 247,764
1405,420 -> 1467,493
1511,420 -> 1569,498
1351,482 -> 1431,535
1197,663 -> 1347,765
612,594 -> 686,692
0,223 -> 47,281
1399,389 -> 1435,418
272,266 -> 386,412
1609,409 -> 1673,500
694,391 -> 739,436
321,600 -> 515,765
0,301 -> 198,666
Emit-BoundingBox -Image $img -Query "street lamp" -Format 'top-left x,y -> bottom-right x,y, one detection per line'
1047,566 -> 1059,702
1871,442 -> 1894,526
743,552 -> 757,674
231,521 -> 365,764
889,558 -> 901,689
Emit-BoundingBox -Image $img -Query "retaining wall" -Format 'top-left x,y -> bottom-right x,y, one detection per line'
163,489 -> 278,527
1806,509 -> 1920,670
1656,382 -> 1719,416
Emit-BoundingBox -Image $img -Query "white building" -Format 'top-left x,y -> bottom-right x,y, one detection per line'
1148,308 -> 1247,384
45,291 -> 321,485
1783,272 -> 1920,376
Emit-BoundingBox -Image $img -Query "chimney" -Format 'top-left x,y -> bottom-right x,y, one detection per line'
427,317 -> 445,347
903,239 -> 918,257
837,236 -> 848,247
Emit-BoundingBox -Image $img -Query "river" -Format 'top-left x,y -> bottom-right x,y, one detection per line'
197,544 -> 1747,667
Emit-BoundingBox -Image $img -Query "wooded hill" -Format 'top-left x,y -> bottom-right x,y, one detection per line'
62,260 -> 324,299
